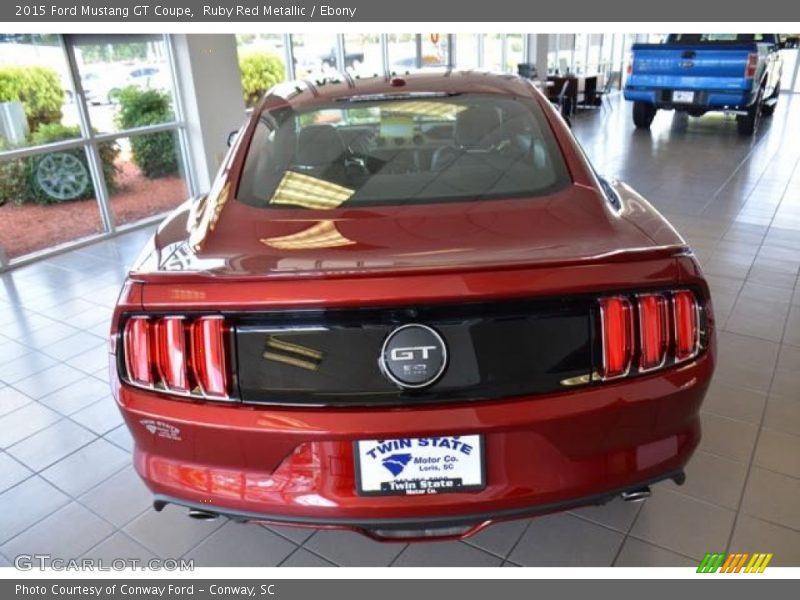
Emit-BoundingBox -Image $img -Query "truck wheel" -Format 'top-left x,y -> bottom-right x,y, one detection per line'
737,89 -> 763,136
762,80 -> 780,117
633,102 -> 656,129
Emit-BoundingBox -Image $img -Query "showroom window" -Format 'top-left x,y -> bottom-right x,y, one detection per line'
0,34 -> 194,266
547,34 -> 558,73
290,33 -> 339,80
455,34 -> 481,69
483,34 -> 524,73
547,34 -> 577,75
585,34 -> 603,75
484,34 -> 504,71
236,33 -> 289,112
342,34 -> 383,76
505,34 -> 525,73
778,35 -> 800,92
387,34 -> 449,71
573,33 -> 587,74
599,34 -> 616,78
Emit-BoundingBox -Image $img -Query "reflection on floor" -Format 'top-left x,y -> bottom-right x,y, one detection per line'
1,93 -> 799,567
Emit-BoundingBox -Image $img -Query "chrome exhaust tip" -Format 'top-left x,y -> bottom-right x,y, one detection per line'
620,487 -> 652,502
187,509 -> 219,521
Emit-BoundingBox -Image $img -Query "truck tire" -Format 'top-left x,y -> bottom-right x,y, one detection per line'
737,89 -> 763,136
761,80 -> 780,117
633,102 -> 657,129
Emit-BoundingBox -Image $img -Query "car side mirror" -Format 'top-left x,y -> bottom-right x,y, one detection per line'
227,130 -> 239,147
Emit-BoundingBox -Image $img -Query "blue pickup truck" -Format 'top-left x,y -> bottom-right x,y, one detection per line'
624,34 -> 784,135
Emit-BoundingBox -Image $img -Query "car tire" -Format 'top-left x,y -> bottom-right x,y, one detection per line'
633,102 -> 656,129
736,89 -> 763,136
761,80 -> 780,117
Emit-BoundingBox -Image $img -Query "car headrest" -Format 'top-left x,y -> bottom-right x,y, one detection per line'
295,125 -> 345,166
455,106 -> 503,148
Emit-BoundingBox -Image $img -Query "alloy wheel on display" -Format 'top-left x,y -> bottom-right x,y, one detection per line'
34,152 -> 90,201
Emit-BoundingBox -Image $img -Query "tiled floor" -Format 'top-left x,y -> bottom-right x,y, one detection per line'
1,93 -> 800,567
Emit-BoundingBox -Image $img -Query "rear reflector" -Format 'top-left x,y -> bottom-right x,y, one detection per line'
122,315 -> 230,400
673,290 -> 700,361
599,297 -> 634,379
638,293 -> 669,371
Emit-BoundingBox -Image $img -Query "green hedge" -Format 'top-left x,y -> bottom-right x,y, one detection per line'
0,148 -> 30,207
0,124 -> 119,206
239,52 -> 285,108
115,86 -> 178,178
0,65 -> 65,132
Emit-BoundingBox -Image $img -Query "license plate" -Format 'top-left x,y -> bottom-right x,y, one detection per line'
355,435 -> 485,496
673,90 -> 695,103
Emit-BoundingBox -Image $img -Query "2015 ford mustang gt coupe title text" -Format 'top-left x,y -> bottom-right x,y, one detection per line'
110,71 -> 716,541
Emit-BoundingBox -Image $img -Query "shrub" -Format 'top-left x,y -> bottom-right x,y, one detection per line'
0,124 -> 119,205
239,52 -> 285,108
0,65 -> 65,132
0,150 -> 29,207
115,86 -> 178,178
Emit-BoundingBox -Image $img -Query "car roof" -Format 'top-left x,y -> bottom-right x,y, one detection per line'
261,69 -> 541,111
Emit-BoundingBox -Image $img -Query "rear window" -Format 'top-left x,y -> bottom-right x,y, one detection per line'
236,93 -> 570,210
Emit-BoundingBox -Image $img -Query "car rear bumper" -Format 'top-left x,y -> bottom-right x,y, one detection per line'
624,88 -> 753,110
113,350 -> 712,539
152,467 -> 686,540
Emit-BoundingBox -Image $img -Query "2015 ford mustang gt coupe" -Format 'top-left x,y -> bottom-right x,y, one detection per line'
111,71 -> 715,541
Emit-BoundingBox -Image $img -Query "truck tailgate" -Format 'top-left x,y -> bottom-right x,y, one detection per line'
628,44 -> 753,91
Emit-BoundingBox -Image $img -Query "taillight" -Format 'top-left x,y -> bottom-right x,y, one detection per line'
673,290 -> 700,361
121,315 -> 231,400
190,316 -> 228,398
598,289 -> 704,381
745,53 -> 758,79
638,293 -> 669,371
124,317 -> 153,386
626,53 -> 634,75
599,297 -> 634,379
154,317 -> 188,392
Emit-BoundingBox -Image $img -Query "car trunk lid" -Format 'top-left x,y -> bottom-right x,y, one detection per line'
141,183 -> 680,282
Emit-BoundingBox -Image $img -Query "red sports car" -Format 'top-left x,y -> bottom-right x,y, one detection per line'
110,71 -> 715,541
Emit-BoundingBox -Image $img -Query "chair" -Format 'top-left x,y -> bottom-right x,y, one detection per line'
585,71 -> 620,111
554,80 -> 573,126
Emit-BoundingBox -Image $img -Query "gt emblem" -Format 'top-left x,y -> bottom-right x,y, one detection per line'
380,324 -> 448,389
390,346 -> 438,361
